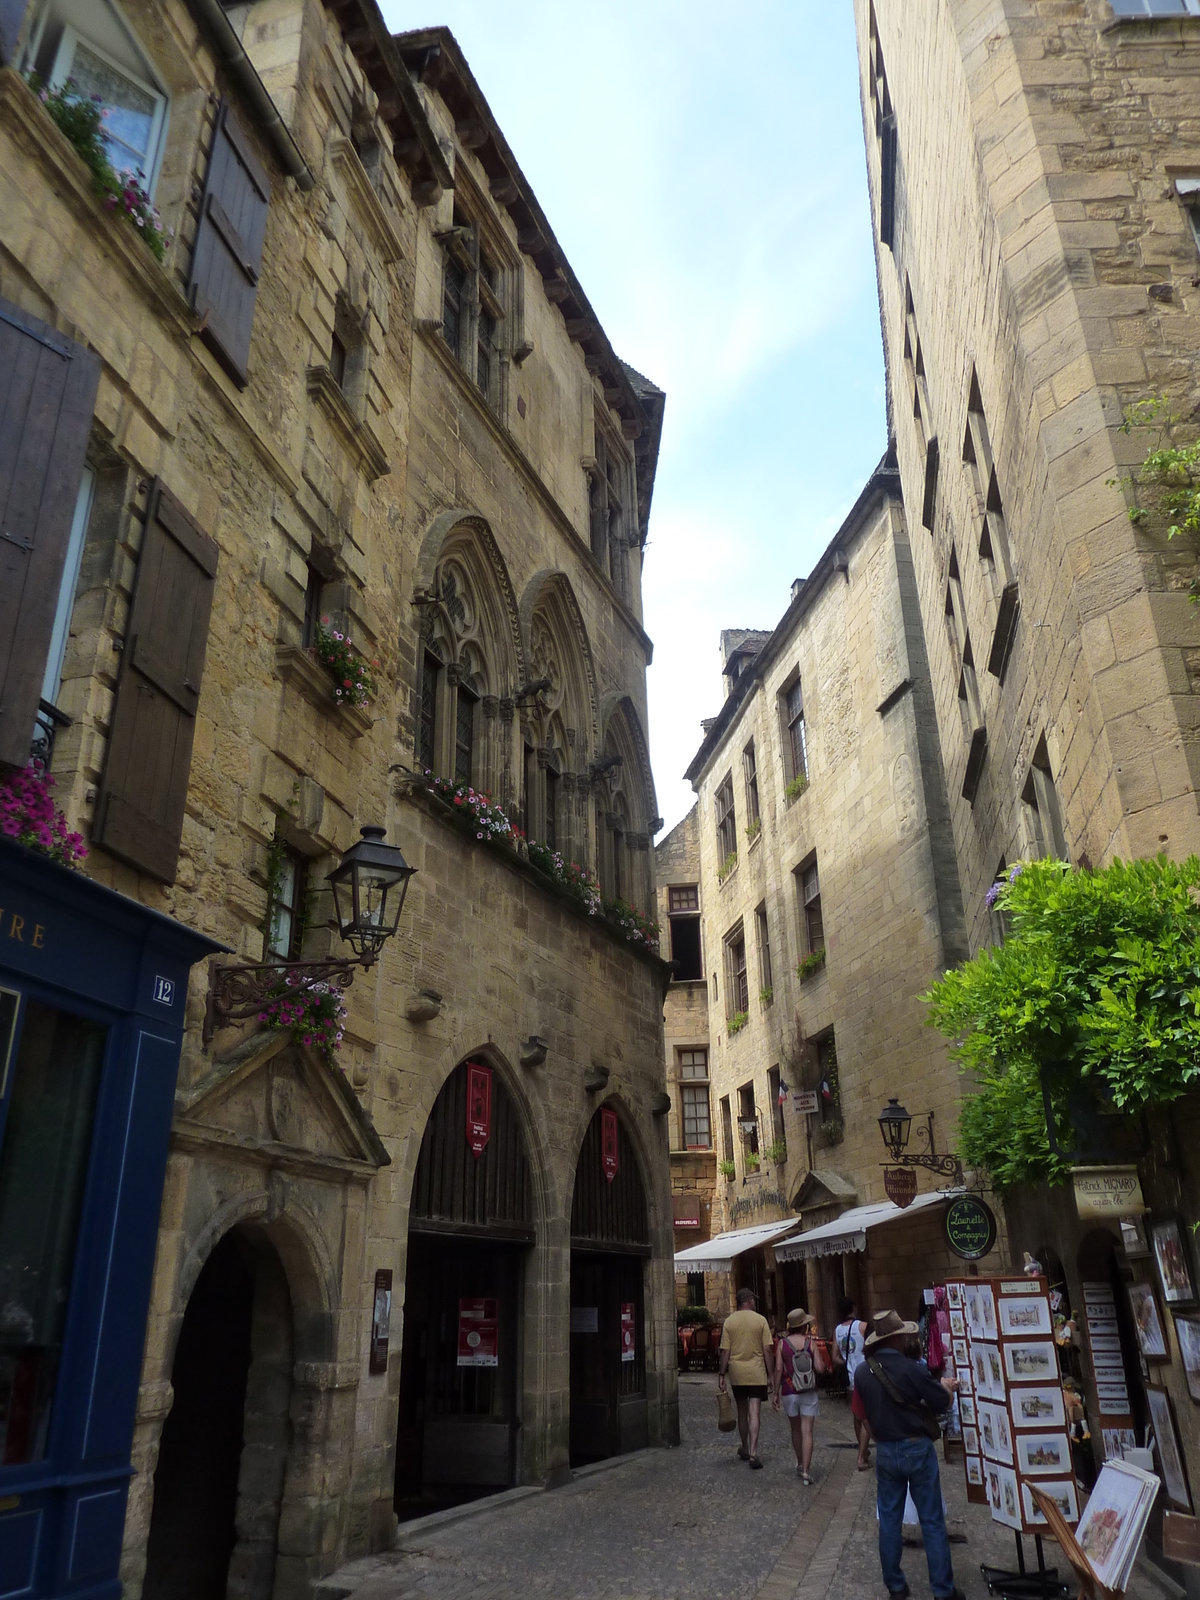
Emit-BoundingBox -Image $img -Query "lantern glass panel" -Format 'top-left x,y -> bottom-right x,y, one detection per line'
879,1098 -> 912,1157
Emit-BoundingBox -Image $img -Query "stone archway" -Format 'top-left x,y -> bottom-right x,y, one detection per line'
143,1226 -> 295,1600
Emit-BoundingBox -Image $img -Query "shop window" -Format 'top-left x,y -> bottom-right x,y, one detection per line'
686,1271 -> 706,1308
668,885 -> 703,981
267,845 -> 308,961
755,902 -> 772,996
0,998 -> 106,1464
723,923 -> 748,1018
24,0 -> 169,189
798,858 -> 824,954
714,772 -> 736,865
743,740 -> 760,831
1022,737 -> 1069,862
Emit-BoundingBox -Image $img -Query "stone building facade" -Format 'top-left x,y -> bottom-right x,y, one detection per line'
653,805 -> 719,1311
854,0 -> 1200,1547
0,2 -> 672,1595
681,463 -> 1003,1336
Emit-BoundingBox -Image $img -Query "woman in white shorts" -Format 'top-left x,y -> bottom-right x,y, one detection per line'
775,1307 -> 829,1483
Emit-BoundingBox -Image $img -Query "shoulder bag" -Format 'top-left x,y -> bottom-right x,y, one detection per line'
865,1355 -> 942,1440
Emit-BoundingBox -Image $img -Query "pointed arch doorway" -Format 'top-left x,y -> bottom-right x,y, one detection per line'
395,1058 -> 535,1518
569,1105 -> 650,1466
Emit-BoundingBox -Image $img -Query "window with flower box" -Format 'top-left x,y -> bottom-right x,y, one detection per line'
715,772 -> 736,865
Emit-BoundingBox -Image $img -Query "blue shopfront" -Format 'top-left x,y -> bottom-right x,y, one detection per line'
0,838 -> 221,1598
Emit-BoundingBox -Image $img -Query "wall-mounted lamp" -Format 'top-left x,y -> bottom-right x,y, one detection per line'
204,825 -> 416,1045
877,1097 -> 963,1185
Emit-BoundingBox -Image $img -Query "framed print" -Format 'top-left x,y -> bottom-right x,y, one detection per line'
1001,1279 -> 1032,1294
1147,1385 -> 1192,1511
980,1285 -> 998,1339
952,1338 -> 970,1368
973,1344 -> 989,1396
965,1454 -> 983,1486
1004,1340 -> 1058,1383
1091,1351 -> 1126,1371
1152,1218 -> 1197,1309
1087,1316 -> 1118,1337
947,1282 -> 963,1310
1083,1284 -> 1116,1305
1099,1393 -> 1134,1415
958,1394 -> 976,1426
1120,1216 -> 1150,1257
964,1284 -> 985,1340
1022,1479 -> 1079,1527
1011,1386 -> 1065,1430
1127,1281 -> 1169,1359
987,1462 -> 1002,1513
1102,1427 -> 1138,1461
949,1309 -> 966,1338
956,1360 -> 972,1394
1174,1314 -> 1200,1403
963,1425 -> 980,1456
999,1296 -> 1052,1338
1090,1335 -> 1121,1353
995,1465 -> 1023,1530
1015,1432 -> 1072,1476
979,1401 -> 1013,1465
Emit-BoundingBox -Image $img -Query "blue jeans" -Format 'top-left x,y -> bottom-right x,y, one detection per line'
875,1437 -> 955,1597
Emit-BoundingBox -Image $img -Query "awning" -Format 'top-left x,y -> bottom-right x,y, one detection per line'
773,1190 -> 956,1263
674,1217 -> 802,1274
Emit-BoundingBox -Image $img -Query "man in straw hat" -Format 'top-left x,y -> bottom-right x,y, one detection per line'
854,1309 -> 964,1600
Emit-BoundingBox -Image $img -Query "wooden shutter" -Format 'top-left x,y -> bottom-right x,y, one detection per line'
188,100 -> 270,386
0,297 -> 101,768
93,483 -> 218,883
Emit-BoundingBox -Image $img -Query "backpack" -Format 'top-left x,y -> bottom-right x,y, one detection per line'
780,1336 -> 816,1395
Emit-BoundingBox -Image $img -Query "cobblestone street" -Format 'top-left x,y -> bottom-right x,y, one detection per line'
317,1378 -> 1168,1600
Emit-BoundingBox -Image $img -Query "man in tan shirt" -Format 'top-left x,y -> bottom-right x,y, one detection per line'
718,1287 -> 777,1468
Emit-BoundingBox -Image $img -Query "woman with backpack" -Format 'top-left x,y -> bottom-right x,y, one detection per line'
834,1295 -> 872,1470
775,1307 -> 829,1483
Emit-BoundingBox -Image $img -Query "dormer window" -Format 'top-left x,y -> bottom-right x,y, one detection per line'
23,1 -> 169,193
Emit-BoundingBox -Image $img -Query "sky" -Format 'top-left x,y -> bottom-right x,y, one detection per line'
381,2 -> 888,833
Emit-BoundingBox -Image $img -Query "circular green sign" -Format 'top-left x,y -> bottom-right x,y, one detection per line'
943,1195 -> 997,1261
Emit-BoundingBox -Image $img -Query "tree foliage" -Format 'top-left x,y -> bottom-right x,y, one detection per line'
924,856 -> 1200,1190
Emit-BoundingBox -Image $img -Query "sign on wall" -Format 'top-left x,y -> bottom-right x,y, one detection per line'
944,1195 -> 997,1261
1072,1165 -> 1146,1220
457,1297 -> 500,1367
601,1107 -> 619,1184
791,1090 -> 819,1116
621,1302 -> 636,1362
673,1196 -> 702,1228
884,1167 -> 918,1209
465,1060 -> 492,1157
369,1268 -> 392,1375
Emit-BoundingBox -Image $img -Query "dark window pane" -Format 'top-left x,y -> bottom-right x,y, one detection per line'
443,258 -> 465,356
455,687 -> 475,785
419,653 -> 439,773
668,885 -> 699,913
477,308 -> 495,396
329,331 -> 347,388
0,1000 -> 106,1463
682,1085 -> 711,1148
669,916 -> 702,981
545,768 -> 558,853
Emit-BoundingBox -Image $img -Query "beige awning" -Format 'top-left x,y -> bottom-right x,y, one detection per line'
773,1189 -> 955,1263
674,1217 -> 802,1275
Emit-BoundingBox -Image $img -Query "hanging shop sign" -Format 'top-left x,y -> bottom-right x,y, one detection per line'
944,1194 -> 997,1260
791,1089 -> 819,1116
457,1297 -> 500,1367
465,1060 -> 492,1157
369,1268 -> 392,1375
884,1166 -> 919,1209
621,1302 -> 636,1362
672,1195 -> 702,1228
601,1106 -> 619,1183
1072,1165 -> 1146,1220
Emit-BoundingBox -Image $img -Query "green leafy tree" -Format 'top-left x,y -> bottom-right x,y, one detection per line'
924,855 -> 1200,1190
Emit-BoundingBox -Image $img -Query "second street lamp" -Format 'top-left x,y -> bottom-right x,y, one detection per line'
878,1096 -> 963,1187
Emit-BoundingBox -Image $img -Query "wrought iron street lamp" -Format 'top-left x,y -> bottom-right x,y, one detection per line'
204,824 -> 416,1044
878,1097 -> 963,1186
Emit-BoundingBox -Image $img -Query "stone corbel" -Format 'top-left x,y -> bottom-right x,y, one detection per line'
583,1061 -> 610,1093
499,697 -> 515,720
519,1035 -> 549,1068
444,661 -> 463,688
405,988 -> 443,1023
482,695 -> 499,719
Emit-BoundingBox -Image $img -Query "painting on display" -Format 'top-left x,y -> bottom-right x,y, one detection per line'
947,1282 -> 963,1310
1147,1386 -> 1193,1512
952,1338 -> 970,1369
963,1426 -> 980,1456
958,1395 -> 976,1426
1174,1315 -> 1200,1404
1015,1432 -> 1073,1477
965,1455 -> 983,1487
1021,1479 -> 1079,1527
979,1401 -> 1013,1466
1151,1218 -> 1197,1309
1102,1428 -> 1138,1461
949,1310 -> 966,1338
1127,1282 -> 1169,1360
1003,1341 -> 1058,1383
994,1465 -> 1023,1531
999,1296 -> 1053,1338
1010,1386 -> 1066,1430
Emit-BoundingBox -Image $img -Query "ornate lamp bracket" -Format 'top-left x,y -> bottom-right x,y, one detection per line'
203,956 -> 366,1046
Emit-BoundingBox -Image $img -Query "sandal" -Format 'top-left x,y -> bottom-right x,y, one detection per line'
799,1470 -> 813,1485
749,1455 -> 764,1470
737,1446 -> 750,1461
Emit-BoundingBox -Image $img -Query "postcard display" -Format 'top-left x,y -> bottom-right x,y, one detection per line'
1080,1280 -> 1136,1459
948,1276 -> 1079,1533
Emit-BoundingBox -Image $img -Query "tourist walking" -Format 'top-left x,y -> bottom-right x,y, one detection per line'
854,1310 -> 964,1600
775,1308 -> 828,1484
717,1287 -> 776,1470
834,1295 -> 871,1470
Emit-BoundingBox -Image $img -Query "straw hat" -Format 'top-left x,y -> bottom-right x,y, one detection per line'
864,1308 -> 919,1348
786,1307 -> 816,1331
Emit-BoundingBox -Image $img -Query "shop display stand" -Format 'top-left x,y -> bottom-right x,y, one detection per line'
981,1531 -> 1069,1599
1027,1486 -> 1122,1600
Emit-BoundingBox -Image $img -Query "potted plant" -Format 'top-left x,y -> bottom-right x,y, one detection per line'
718,1159 -> 736,1180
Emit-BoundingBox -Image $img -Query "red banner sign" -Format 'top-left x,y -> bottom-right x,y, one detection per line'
620,1301 -> 636,1362
884,1165 -> 918,1209
601,1107 -> 619,1184
457,1297 -> 499,1367
466,1061 -> 492,1157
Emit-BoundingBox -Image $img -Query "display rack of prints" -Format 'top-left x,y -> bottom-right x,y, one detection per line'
1031,1459 -> 1160,1599
949,1276 -> 1076,1532
1081,1280 -> 1134,1446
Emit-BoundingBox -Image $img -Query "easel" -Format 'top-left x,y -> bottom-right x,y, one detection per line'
1026,1486 -> 1122,1600
981,1531 -> 1070,1599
